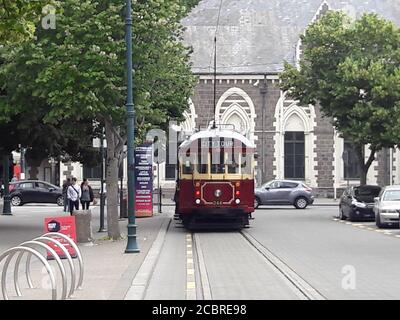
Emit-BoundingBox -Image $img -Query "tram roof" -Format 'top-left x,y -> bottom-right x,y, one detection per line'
179,129 -> 255,149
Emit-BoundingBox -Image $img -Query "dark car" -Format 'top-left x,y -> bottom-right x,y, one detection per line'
9,180 -> 64,206
339,185 -> 381,221
254,180 -> 315,209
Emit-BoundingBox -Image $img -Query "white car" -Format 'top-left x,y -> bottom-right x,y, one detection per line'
373,185 -> 400,228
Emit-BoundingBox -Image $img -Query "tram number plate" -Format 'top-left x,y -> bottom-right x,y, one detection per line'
214,201 -> 222,205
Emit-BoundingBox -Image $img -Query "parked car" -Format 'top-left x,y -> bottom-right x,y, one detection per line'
339,185 -> 381,221
374,185 -> 400,228
254,180 -> 314,209
9,180 -> 63,206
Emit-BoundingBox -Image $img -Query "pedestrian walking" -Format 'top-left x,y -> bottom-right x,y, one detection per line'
62,178 -> 71,213
80,178 -> 94,210
67,177 -> 81,215
173,178 -> 180,220
0,180 -> 4,198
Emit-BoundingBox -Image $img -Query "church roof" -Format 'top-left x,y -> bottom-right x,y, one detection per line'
181,0 -> 400,74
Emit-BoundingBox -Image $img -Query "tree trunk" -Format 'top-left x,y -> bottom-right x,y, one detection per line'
359,167 -> 368,186
105,118 -> 121,240
356,144 -> 376,186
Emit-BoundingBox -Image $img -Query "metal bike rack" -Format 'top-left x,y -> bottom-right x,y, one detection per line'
1,247 -> 57,300
42,232 -> 84,290
0,232 -> 84,300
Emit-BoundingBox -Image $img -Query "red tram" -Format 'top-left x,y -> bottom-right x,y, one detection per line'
176,127 -> 255,229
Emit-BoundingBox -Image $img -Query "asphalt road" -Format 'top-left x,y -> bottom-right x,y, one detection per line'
249,205 -> 400,299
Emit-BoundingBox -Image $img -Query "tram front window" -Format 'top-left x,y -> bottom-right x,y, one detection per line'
211,151 -> 225,174
197,163 -> 208,174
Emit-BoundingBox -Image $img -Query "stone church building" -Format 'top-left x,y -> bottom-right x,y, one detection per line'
14,0 -> 400,198
167,0 -> 400,197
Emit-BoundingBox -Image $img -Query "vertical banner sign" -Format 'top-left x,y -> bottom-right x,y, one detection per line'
135,142 -> 154,217
44,216 -> 77,259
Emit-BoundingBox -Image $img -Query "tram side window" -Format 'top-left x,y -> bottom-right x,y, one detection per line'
182,160 -> 193,174
241,151 -> 252,174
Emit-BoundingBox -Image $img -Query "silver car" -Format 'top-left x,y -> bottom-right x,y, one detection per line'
255,180 -> 314,209
374,185 -> 400,228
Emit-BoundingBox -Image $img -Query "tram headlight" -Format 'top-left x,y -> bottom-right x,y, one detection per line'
235,199 -> 241,205
195,199 -> 201,205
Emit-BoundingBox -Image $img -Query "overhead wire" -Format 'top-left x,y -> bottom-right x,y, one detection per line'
210,0 -> 224,128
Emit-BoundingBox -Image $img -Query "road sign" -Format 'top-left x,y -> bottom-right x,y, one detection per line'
44,216 -> 77,259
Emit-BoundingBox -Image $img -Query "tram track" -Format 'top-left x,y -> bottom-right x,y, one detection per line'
240,230 -> 326,300
189,228 -> 326,300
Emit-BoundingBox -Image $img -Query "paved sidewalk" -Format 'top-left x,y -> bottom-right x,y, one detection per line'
0,205 -> 174,300
73,207 -> 173,300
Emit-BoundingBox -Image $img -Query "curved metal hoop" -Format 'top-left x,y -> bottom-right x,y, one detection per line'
33,237 -> 76,297
42,232 -> 84,289
0,247 -> 57,300
15,241 -> 67,300
23,237 -> 76,298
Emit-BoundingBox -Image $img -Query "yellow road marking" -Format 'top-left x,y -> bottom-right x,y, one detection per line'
187,282 -> 196,290
187,269 -> 194,275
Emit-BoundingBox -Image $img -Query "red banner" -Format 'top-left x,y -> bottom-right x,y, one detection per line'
44,216 -> 77,259
135,143 -> 154,217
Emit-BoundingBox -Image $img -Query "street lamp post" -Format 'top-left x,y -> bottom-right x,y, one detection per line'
2,155 -> 12,215
20,147 -> 26,180
98,130 -> 106,233
125,0 -> 139,253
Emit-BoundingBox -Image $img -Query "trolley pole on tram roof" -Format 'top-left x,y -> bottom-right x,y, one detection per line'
125,0 -> 140,254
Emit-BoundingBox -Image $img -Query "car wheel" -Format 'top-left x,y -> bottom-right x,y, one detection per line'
376,212 -> 385,228
254,197 -> 260,209
294,197 -> 308,209
56,196 -> 64,207
339,206 -> 346,220
11,196 -> 22,206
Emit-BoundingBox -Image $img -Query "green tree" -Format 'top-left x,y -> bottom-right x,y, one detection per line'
180,0 -> 201,14
0,0 -> 197,239
280,12 -> 400,185
0,0 -> 52,44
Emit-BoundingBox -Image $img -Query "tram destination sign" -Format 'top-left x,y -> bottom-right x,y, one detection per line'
201,139 -> 234,148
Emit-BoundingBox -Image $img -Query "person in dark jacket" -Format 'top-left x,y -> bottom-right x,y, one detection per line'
80,178 -> 94,210
62,178 -> 71,212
